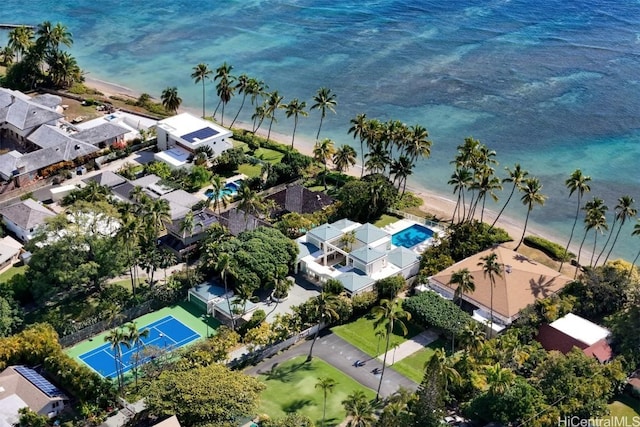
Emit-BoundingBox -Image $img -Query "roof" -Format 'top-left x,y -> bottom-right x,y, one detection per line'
157,113 -> 232,146
583,339 -> 614,363
111,181 -> 136,202
0,236 -> 22,265
0,151 -> 22,180
549,313 -> 610,346
354,223 -> 389,245
19,125 -> 99,172
336,271 -> 375,294
307,223 -> 343,242
160,190 -> 201,220
387,246 -> 420,269
167,208 -> 219,237
218,208 -> 270,236
430,245 -> 572,320
83,171 -> 126,188
349,246 -> 386,264
30,94 -> 62,110
190,282 -> 230,302
296,240 -> 320,261
331,218 -> 359,231
0,199 -> 55,231
153,415 -> 182,427
73,122 -> 129,145
266,185 -> 334,215
0,88 -> 62,131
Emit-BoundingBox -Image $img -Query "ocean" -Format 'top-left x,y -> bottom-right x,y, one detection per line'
1,0 -> 639,260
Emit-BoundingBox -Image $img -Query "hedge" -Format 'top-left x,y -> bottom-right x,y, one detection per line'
402,291 -> 472,336
523,236 -> 575,261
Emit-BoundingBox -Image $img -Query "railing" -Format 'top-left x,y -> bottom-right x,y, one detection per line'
387,208 -> 447,232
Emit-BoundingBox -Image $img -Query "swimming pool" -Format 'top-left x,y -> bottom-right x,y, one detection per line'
205,179 -> 244,200
392,224 -> 434,248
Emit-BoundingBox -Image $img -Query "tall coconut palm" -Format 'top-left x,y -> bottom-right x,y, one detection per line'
180,211 -> 196,279
588,206 -> 609,267
307,292 -> 340,362
311,87 -> 337,141
364,141 -> 390,176
160,86 -> 182,114
51,22 -> 73,52
342,390 -> 376,427
125,322 -> 150,389
405,124 -> 432,163
333,145 -> 357,173
372,298 -> 411,401
473,169 -> 502,223
600,196 -> 636,265
515,177 -> 546,250
478,252 -> 503,332
315,377 -> 337,427
265,91 -> 284,142
450,268 -> 475,308
146,198 -> 171,244
251,103 -> 268,134
313,138 -> 336,190
390,156 -> 414,196
348,113 -> 368,177
485,363 -> 515,395
284,98 -> 308,148
216,252 -> 237,330
1,46 -> 15,65
559,169 -> 591,271
448,168 -> 473,224
191,63 -> 212,118
237,181 -> 265,226
104,328 -> 130,395
118,212 -> 141,297
491,164 -> 529,228
46,50 -> 82,88
628,219 -> 640,278
208,175 -> 230,215
8,25 -> 34,62
230,73 -> 250,127
575,197 -> 607,276
213,62 -> 234,123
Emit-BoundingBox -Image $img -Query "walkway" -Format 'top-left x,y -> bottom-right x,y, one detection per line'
244,330 -> 418,398
376,329 -> 439,365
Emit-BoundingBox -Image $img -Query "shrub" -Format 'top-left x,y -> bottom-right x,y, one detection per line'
323,279 -> 345,295
524,236 -> 575,261
395,192 -> 423,209
376,276 -> 406,300
351,291 -> 378,316
403,291 -> 472,335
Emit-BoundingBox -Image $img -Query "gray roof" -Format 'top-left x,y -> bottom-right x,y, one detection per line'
215,298 -> 257,318
349,246 -> 386,264
354,223 -> 389,245
168,208 -> 219,237
83,171 -> 126,188
336,271 -> 375,294
219,208 -> 270,236
0,151 -> 22,180
0,199 -> 55,230
111,181 -> 136,202
28,124 -> 78,149
331,218 -> 358,231
308,223 -> 343,242
74,123 -> 129,146
0,236 -> 22,265
160,190 -> 201,220
296,240 -> 320,262
31,94 -> 62,110
0,88 -> 62,131
131,174 -> 161,187
387,246 -> 420,269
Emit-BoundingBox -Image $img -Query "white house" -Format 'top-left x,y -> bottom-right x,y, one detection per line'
155,113 -> 232,168
0,199 -> 56,242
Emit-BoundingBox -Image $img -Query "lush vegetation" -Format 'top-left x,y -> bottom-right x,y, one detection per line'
523,235 -> 575,262
402,291 -> 473,337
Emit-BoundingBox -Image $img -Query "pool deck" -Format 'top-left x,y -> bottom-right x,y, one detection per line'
383,219 -> 446,253
194,173 -> 247,201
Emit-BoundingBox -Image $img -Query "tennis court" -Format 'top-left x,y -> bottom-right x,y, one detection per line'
79,315 -> 200,378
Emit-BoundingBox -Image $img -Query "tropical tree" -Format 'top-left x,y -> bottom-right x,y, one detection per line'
315,377 -> 336,427
515,177 -> 546,250
117,211 -> 141,296
237,181 -> 265,225
333,144 -> 357,173
364,141 -> 390,176
230,73 -> 250,127
342,390 -> 376,427
313,138 -> 336,190
390,155 -> 414,196
208,175 -> 230,215
191,63 -> 212,118
600,196 -> 636,265
252,103 -> 268,134
405,124 -> 432,163
311,87 -> 337,141
8,25 -> 34,62
448,168 -> 473,223
284,98 -> 308,148
46,50 -> 82,88
217,253 -> 237,330
1,46 -> 15,65
306,292 -> 340,362
104,328 -> 130,395
37,21 -> 72,54
372,298 -> 411,401
559,169 -> 591,271
180,211 -> 196,279
478,252 -> 503,332
348,113 -> 368,177
51,22 -> 73,52
485,363 -> 515,395
450,268 -> 475,308
629,219 -> 640,278
491,164 -> 529,228
265,91 -> 284,143
575,198 -> 607,276
125,322 -> 150,389
213,62 -> 235,124
161,86 -> 182,114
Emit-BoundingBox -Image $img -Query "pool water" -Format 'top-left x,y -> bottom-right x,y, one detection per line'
205,180 -> 243,200
392,224 -> 434,248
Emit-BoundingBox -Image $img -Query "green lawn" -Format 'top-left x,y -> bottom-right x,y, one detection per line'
237,163 -> 262,178
606,395 -> 640,421
391,339 -> 445,383
254,147 -> 285,164
332,313 -> 423,357
256,356 -> 375,426
373,214 -> 403,228
0,264 -> 27,283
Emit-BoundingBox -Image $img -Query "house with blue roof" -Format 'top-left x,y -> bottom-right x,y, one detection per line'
295,219 -> 420,296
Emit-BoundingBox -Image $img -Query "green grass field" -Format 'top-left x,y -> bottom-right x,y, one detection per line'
606,395 -> 640,421
237,163 -> 262,178
254,147 -> 285,164
390,339 -> 445,383
257,356 -> 375,426
373,214 -> 403,228
331,313 -> 423,358
0,264 -> 27,283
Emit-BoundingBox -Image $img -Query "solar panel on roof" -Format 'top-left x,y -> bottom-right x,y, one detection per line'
14,366 -> 65,398
181,127 -> 219,143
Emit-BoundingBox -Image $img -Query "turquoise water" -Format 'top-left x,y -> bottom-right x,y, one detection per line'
392,224 -> 434,249
205,180 -> 242,200
1,1 -> 640,259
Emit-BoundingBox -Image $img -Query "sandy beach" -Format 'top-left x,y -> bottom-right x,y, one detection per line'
83,76 -> 588,266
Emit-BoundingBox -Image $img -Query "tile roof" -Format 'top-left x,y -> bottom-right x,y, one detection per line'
0,366 -> 65,421
0,199 -> 55,230
354,223 -> 389,245
266,185 -> 334,215
83,171 -> 126,188
0,88 -> 62,131
0,235 -> 22,265
308,223 -> 343,242
73,122 -> 129,146
387,246 -> 420,269
219,208 -> 270,236
349,246 -> 386,264
336,271 -> 375,294
160,190 -> 201,220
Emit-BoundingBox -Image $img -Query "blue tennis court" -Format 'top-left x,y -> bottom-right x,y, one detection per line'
79,315 -> 200,378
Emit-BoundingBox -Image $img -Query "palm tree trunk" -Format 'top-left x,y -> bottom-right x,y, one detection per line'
221,102 -> 226,126
267,117 -> 274,143
213,99 -> 221,121
628,250 -> 640,279
376,324 -> 392,401
575,230 -> 589,279
489,281 -> 494,335
560,198 -> 581,271
590,233 -> 598,266
516,208 -> 531,250
491,185 -> 516,228
595,218 -> 616,266
360,140 -> 365,178
201,81 -> 206,118
307,326 -> 321,362
223,276 -> 235,330
603,224 -> 624,265
231,95 -> 247,127
322,392 -> 327,427
316,117 -> 324,141
291,118 -> 298,148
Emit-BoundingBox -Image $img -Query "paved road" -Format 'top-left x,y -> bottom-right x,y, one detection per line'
377,329 -> 439,364
244,330 -> 418,398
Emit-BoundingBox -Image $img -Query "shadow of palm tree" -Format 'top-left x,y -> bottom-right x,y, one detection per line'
282,398 -> 314,413
529,275 -> 557,298
263,360 -> 313,382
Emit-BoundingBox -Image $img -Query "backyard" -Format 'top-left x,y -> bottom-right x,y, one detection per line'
257,356 -> 375,426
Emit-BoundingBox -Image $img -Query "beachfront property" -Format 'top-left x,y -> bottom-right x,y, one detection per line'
0,365 -> 68,425
425,245 -> 573,334
74,110 -> 157,143
155,113 -> 232,168
295,219 -> 429,296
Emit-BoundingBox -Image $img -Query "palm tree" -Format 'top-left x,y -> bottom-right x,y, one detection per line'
146,198 -> 171,243
600,196 -> 636,265
339,230 -> 356,253
118,212 -> 141,296
208,175 -> 230,215
191,63 -> 212,118
237,181 -> 265,226
448,168 -> 473,223
515,177 -> 546,250
485,363 -> 515,395
313,138 -> 337,190
230,73 -> 250,127
364,141 -> 390,176
51,22 -> 73,52
628,219 -> 640,278
306,292 -> 340,362
8,25 -> 34,62
265,91 -> 284,142
348,113 -> 368,177
390,155 -> 414,196
1,46 -> 15,65
311,87 -> 337,141
216,253 -> 237,330
450,268 -> 475,307
372,298 -> 411,401
104,328 -> 130,395
342,390 -> 376,427
213,62 -> 234,123
491,164 -> 529,228
559,169 -> 591,271
315,377 -> 337,427
575,198 -> 607,276
161,86 -> 182,114
284,98 -> 308,148
405,124 -> 432,164
588,206 -> 609,267
180,211 -> 196,279
252,103 -> 268,134
46,50 -> 82,88
333,145 -> 357,173
125,322 -> 150,389
478,252 -> 503,332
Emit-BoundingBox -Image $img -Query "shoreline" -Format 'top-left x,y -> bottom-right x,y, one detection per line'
82,76 -> 594,267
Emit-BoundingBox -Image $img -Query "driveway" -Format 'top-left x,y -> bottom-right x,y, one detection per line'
244,330 -> 418,398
